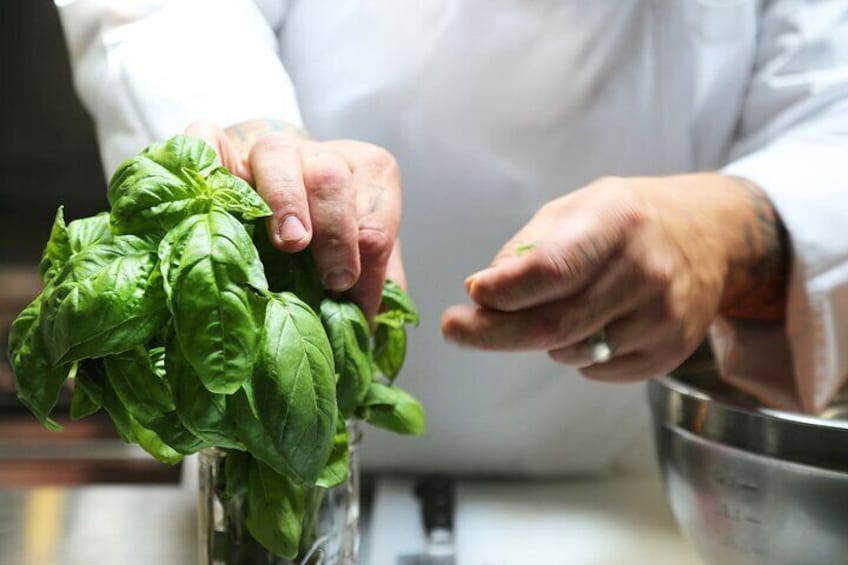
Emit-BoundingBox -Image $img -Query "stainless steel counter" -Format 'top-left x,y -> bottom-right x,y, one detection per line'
0,485 -> 198,565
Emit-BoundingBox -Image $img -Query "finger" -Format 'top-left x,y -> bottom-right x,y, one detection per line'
444,253 -> 654,351
249,132 -> 311,252
344,143 -> 403,318
346,241 -> 407,320
467,218 -> 623,313
577,353 -> 661,382
299,145 -> 361,292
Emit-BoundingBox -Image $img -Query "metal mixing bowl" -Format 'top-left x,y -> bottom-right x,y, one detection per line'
648,370 -> 848,565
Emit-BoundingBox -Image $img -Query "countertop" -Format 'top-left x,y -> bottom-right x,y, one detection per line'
0,469 -> 700,565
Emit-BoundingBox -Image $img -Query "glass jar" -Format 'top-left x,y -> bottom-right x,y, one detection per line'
198,425 -> 360,565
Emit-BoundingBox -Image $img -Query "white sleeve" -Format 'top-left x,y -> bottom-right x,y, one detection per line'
55,0 -> 303,175
713,0 -> 848,413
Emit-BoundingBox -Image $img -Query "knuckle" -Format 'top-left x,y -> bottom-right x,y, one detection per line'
307,164 -> 349,196
252,132 -> 297,155
640,257 -> 674,289
358,226 -> 393,259
364,144 -> 398,172
539,248 -> 578,282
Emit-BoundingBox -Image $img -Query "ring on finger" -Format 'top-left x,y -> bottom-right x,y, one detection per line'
585,329 -> 613,364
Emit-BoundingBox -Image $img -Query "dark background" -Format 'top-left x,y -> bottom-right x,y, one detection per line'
1,0 -> 107,265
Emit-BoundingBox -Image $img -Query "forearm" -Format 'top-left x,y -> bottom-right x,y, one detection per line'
717,176 -> 790,322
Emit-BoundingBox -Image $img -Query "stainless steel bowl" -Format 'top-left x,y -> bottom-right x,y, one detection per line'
649,371 -> 848,565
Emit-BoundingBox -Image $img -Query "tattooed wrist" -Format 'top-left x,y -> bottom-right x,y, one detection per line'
718,176 -> 790,322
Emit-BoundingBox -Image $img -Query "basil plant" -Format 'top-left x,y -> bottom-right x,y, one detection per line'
8,135 -> 424,558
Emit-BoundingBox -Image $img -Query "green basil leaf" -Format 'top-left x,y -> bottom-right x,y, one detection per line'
41,237 -> 168,365
316,420 -> 349,488
130,418 -> 184,465
358,383 -> 425,436
108,135 -> 219,237
207,167 -> 272,221
78,360 -> 136,443
320,298 -> 372,417
228,387 -> 293,477
165,336 -> 243,449
101,348 -> 209,455
70,378 -> 100,420
9,296 -> 71,431
224,450 -> 252,500
109,158 -> 208,237
81,361 -> 185,463
39,206 -> 71,284
252,226 -> 323,308
102,347 -> 174,425
246,459 -> 304,560
244,292 -> 337,484
159,209 -> 268,394
380,279 -> 419,325
141,134 -> 219,177
373,323 -> 406,382
67,212 -> 113,252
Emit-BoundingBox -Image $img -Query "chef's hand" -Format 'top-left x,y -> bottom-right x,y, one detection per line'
441,174 -> 789,381
185,119 -> 405,319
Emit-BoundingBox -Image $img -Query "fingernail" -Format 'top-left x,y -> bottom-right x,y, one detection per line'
278,215 -> 308,243
324,268 -> 356,292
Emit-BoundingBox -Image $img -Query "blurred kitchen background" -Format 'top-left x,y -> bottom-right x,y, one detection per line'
0,0 -> 180,486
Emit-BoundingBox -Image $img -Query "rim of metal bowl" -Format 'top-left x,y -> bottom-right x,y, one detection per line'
649,372 -> 848,473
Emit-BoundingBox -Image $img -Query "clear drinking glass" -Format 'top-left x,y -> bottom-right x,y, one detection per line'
198,426 -> 360,565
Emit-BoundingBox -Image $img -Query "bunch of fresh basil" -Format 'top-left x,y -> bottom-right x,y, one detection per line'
8,135 -> 424,558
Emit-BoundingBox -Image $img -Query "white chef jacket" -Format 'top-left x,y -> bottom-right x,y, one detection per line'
55,0 -> 848,476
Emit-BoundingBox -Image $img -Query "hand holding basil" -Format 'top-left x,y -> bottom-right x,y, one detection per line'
8,135 -> 424,559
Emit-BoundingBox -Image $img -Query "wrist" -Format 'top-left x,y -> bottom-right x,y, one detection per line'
716,175 -> 790,322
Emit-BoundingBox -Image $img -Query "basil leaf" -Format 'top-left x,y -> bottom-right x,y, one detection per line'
102,347 -> 174,425
159,209 -> 268,394
380,279 -> 419,325
224,450 -> 252,500
41,237 -> 168,365
141,134 -> 219,177
373,322 -> 406,382
39,206 -> 71,284
207,167 -> 272,221
9,296 -> 71,431
358,383 -> 425,436
78,360 -> 136,443
109,157 -> 208,237
320,298 -> 372,417
316,420 -> 349,489
252,227 -> 323,308
102,348 -> 209,455
108,135 -> 219,237
130,419 -> 184,465
165,336 -> 243,449
67,212 -> 113,252
81,361 -> 185,464
70,378 -> 100,420
245,292 -> 337,484
246,459 -> 305,560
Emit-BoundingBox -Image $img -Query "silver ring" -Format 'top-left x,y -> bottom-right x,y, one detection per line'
586,329 -> 613,364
